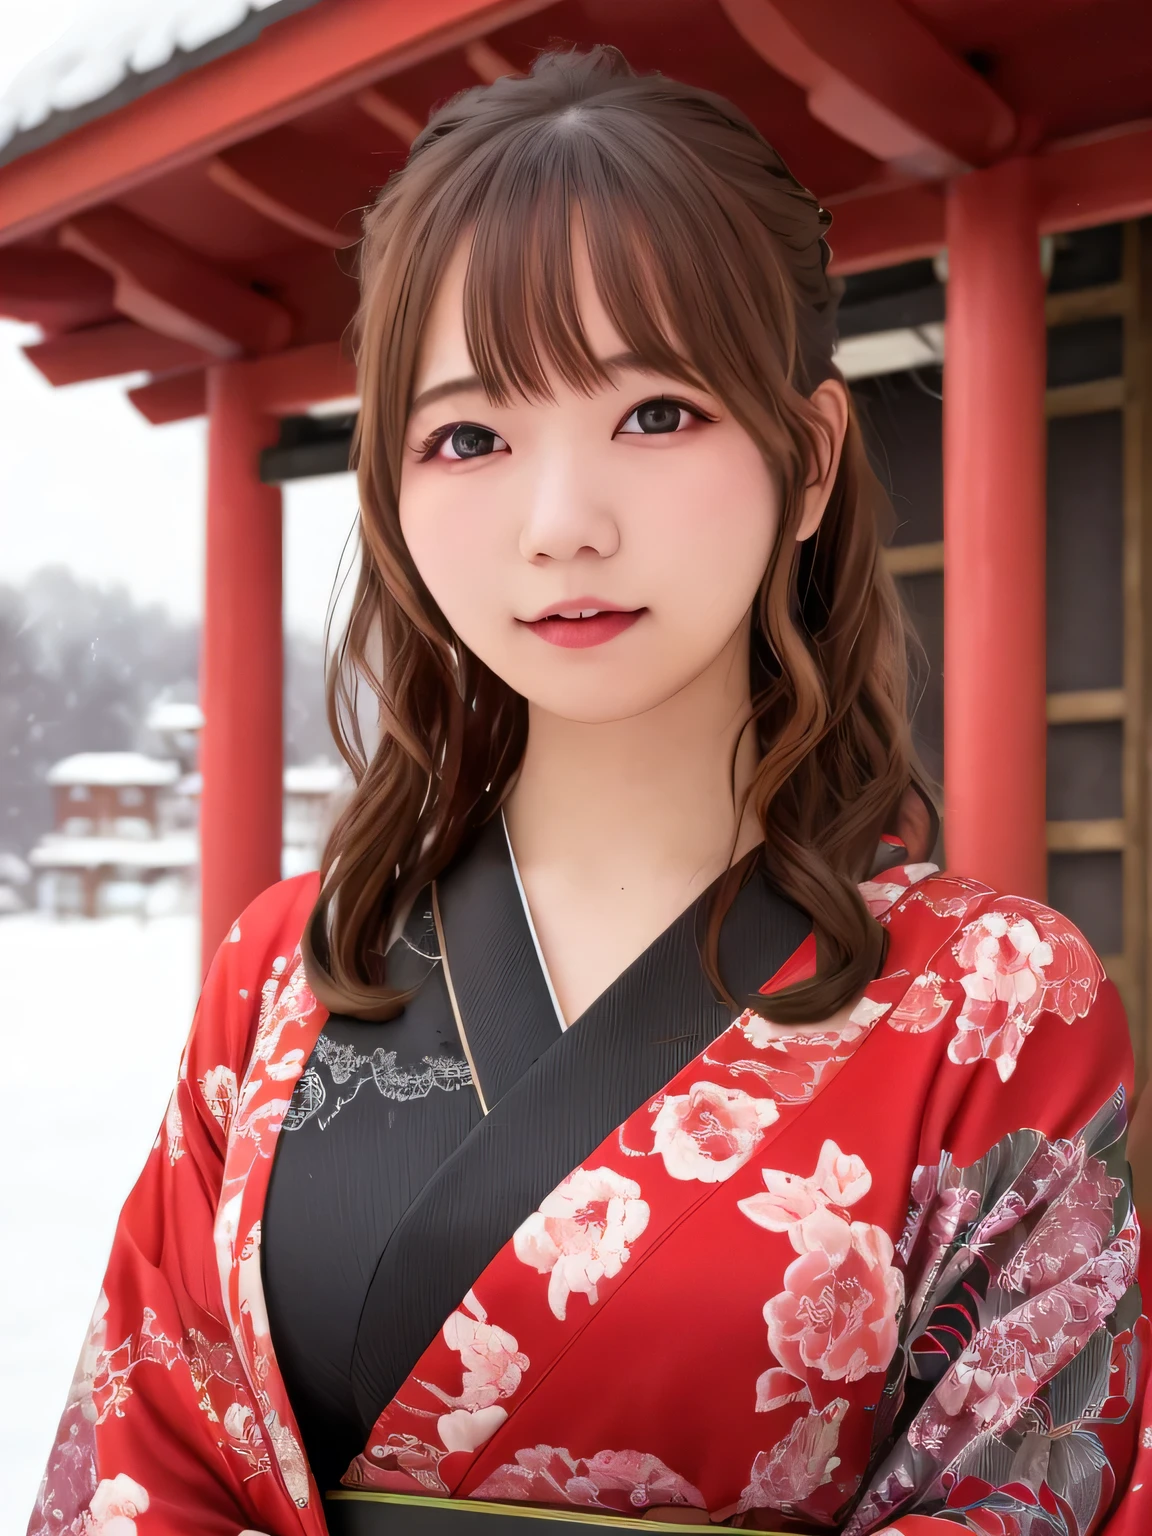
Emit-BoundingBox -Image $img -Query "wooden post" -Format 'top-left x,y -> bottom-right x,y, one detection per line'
200,362 -> 283,972
943,159 -> 1048,898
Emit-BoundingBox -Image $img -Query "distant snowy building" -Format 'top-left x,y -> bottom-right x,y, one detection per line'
147,697 -> 205,777
29,752 -> 195,918
170,759 -> 351,879
27,747 -> 350,916
146,702 -> 206,734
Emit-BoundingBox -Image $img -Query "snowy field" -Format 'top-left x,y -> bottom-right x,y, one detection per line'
0,911 -> 200,1536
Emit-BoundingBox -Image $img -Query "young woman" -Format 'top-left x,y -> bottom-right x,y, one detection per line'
32,46 -> 1150,1536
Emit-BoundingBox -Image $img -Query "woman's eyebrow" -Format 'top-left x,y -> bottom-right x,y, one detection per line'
408,351 -> 692,416
409,374 -> 485,415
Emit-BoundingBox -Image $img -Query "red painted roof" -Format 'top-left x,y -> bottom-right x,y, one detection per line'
0,0 -> 1148,418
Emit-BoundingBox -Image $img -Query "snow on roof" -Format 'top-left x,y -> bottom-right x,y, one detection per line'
284,762 -> 349,796
173,766 -> 349,798
46,752 -> 180,787
0,0 -> 321,167
147,699 -> 205,733
28,832 -> 198,870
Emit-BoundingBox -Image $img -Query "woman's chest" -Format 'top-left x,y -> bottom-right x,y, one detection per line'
339,1015 -> 937,1525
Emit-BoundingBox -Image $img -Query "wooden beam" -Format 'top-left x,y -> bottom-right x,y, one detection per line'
1046,688 -> 1127,725
59,206 -> 292,357
207,129 -> 374,249
824,184 -> 945,276
1046,819 -> 1127,852
0,0 -> 551,246
826,121 -> 1152,277
244,339 -> 358,416
882,541 -> 944,577
1045,377 -> 1126,418
0,246 -> 113,330
1046,282 -> 1131,327
127,342 -> 356,423
354,87 -> 423,147
463,38 -> 518,83
1037,123 -> 1152,236
128,369 -> 208,424
23,319 -> 209,385
719,0 -> 1015,177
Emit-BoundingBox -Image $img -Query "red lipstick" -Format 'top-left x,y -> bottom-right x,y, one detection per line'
518,598 -> 645,650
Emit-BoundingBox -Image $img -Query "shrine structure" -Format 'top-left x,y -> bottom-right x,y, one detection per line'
1,0 -> 1150,1054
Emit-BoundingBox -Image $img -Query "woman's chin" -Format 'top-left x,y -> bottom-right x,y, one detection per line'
515,678 -> 679,726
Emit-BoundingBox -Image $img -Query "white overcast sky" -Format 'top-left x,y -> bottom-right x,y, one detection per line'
0,0 -> 360,639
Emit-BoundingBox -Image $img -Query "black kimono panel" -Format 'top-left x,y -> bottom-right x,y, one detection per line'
262,811 -> 810,1489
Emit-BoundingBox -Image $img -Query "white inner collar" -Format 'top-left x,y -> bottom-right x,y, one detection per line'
500,808 -> 568,1033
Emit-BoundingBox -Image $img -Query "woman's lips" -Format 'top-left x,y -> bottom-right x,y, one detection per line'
521,609 -> 645,649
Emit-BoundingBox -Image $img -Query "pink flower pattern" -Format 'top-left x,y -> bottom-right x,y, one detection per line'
649,1080 -> 778,1182
883,897 -> 1104,1085
512,1165 -> 650,1321
737,1398 -> 850,1513
199,1063 -> 239,1132
416,1291 -> 530,1456
740,1143 -> 903,1385
86,1474 -> 150,1535
472,1446 -> 706,1513
948,905 -> 1103,1080
845,1111 -> 1140,1536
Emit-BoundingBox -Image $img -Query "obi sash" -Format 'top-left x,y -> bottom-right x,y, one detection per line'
325,1489 -> 782,1532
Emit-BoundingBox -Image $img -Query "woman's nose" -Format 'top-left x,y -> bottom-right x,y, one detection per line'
517,450 -> 620,563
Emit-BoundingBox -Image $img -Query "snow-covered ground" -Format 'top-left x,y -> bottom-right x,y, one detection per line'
0,910 -> 200,1536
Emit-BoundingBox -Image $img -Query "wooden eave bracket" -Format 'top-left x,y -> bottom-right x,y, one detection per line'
463,38 -> 518,83
1036,122 -> 1152,234
125,340 -> 357,425
58,205 -> 292,357
0,246 -> 114,330
208,129 -> 376,249
354,87 -> 423,147
825,183 -> 946,275
719,0 -> 1016,177
23,319 -> 210,386
129,369 -> 208,424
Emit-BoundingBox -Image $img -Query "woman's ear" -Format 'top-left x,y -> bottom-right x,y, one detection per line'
796,379 -> 850,543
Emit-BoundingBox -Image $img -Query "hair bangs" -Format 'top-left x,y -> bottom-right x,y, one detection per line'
460,121 -> 720,409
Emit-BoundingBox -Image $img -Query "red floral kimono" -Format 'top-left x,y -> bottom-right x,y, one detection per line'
29,860 -> 1152,1536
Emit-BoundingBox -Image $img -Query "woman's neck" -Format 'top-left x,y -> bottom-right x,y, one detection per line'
503,628 -> 763,901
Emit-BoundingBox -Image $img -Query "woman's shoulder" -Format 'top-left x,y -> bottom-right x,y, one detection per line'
867,861 -> 1112,1026
864,862 -> 1133,1146
190,872 -> 323,1075
217,870 -> 322,971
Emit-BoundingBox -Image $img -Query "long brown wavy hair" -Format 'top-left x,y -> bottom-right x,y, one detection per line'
302,45 -> 932,1026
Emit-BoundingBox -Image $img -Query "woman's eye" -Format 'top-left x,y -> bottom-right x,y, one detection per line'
434,423 -> 509,461
616,399 -> 699,436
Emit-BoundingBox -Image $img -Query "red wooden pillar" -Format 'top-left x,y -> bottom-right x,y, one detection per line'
943,158 -> 1048,897
200,362 -> 283,971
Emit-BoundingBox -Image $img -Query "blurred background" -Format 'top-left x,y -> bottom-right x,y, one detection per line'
1,0 -> 1150,1529
0,6 -> 361,1523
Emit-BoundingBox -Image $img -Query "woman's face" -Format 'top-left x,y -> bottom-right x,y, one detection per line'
399,235 -> 785,725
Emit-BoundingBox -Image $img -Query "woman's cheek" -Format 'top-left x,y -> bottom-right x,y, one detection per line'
400,485 -> 502,635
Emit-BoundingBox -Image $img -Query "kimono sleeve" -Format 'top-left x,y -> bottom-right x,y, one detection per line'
28,874 -> 320,1536
853,895 -> 1148,1536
